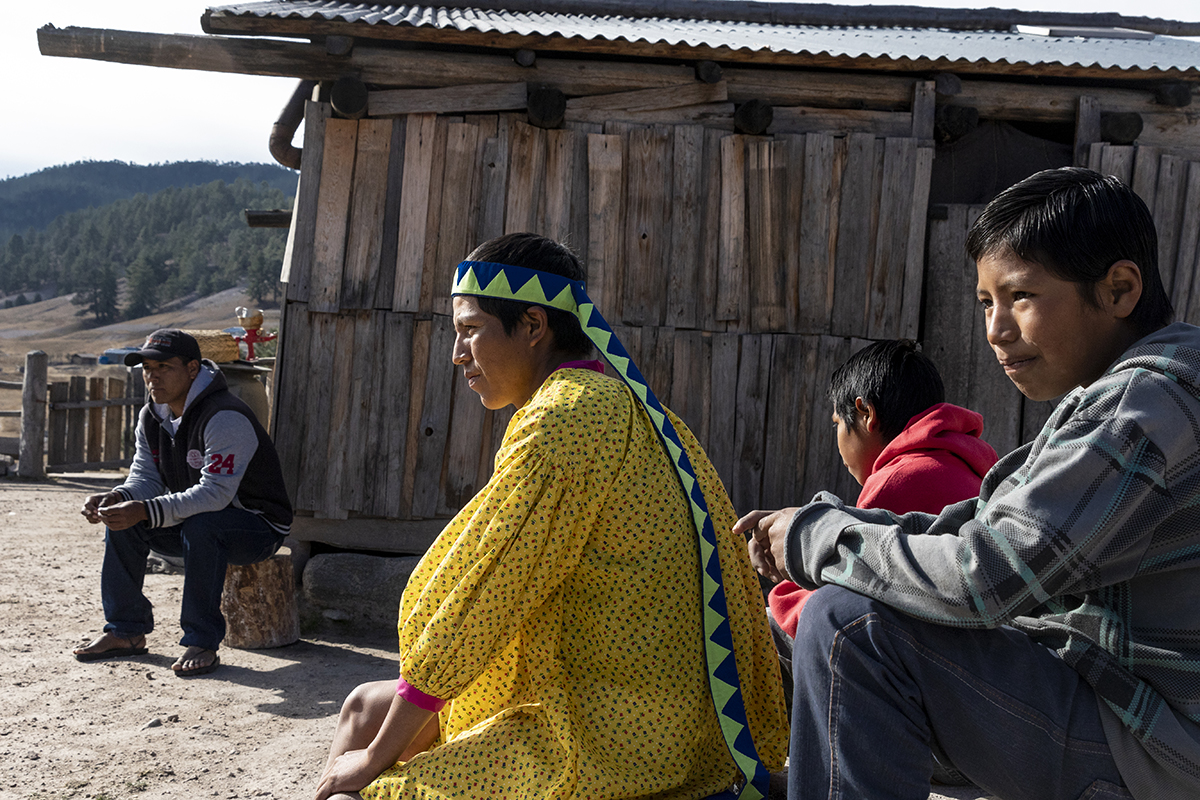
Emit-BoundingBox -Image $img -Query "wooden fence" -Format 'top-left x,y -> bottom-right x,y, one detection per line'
5,351 -> 143,477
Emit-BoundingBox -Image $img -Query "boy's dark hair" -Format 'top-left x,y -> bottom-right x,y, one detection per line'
465,232 -> 593,359
966,167 -> 1171,335
828,340 -> 945,442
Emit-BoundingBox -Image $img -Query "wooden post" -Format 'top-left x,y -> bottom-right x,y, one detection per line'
47,382 -> 68,467
66,376 -> 87,465
18,351 -> 47,479
87,377 -> 104,464
105,377 -> 124,462
1074,96 -> 1101,167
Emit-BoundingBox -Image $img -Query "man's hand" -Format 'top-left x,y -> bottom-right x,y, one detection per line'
734,508 -> 801,584
314,748 -> 380,800
95,500 -> 148,531
81,491 -> 121,524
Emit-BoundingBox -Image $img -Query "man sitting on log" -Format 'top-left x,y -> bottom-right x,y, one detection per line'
74,329 -> 292,677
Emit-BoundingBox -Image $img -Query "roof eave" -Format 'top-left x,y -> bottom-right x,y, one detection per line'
201,11 -> 1200,82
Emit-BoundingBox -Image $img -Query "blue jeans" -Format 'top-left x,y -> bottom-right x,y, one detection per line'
101,507 -> 283,651
790,586 -> 1131,800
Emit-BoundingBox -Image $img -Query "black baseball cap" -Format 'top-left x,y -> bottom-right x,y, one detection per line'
124,329 -> 203,366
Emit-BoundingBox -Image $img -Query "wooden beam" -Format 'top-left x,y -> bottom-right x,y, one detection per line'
566,81 -> 727,111
369,82 -> 528,117
945,79 -> 1173,123
564,102 -> 734,127
1075,95 -> 1101,166
42,25 -> 1200,86
768,106 -> 913,137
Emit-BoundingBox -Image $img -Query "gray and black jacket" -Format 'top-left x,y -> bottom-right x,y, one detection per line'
114,361 -> 292,534
785,322 -> 1200,800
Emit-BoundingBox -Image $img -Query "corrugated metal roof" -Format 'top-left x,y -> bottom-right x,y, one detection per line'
207,1 -> 1200,74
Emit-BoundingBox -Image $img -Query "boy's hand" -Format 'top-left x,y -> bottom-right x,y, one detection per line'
747,536 -> 783,584
734,508 -> 801,583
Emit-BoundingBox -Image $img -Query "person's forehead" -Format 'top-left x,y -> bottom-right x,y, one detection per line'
142,356 -> 185,368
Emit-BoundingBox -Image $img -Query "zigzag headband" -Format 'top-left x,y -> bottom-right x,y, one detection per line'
452,259 -> 769,800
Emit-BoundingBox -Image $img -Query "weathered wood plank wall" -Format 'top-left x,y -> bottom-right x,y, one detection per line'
274,99 -> 942,545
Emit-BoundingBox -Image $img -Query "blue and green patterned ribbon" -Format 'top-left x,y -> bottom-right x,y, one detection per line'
453,259 -> 769,800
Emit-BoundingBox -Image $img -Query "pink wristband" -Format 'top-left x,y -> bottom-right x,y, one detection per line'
396,677 -> 446,712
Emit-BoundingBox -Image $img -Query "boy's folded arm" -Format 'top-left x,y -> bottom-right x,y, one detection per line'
787,409 -> 1163,627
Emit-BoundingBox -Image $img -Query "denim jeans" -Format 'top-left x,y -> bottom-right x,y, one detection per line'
789,586 -> 1131,800
101,506 -> 283,651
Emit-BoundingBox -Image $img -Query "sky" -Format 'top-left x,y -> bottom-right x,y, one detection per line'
4,0 -> 1200,181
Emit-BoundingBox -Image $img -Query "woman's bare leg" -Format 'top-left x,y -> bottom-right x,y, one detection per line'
324,681 -> 398,773
324,681 -> 441,773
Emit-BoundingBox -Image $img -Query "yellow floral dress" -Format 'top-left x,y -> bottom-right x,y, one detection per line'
361,367 -> 788,799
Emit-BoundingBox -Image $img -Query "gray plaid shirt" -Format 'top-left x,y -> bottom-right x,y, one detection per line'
786,322 -> 1200,799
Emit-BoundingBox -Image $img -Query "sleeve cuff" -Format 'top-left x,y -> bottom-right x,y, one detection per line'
396,677 -> 446,712
783,499 -> 838,586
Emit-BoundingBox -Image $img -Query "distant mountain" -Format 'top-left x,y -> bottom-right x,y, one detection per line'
0,160 -> 297,241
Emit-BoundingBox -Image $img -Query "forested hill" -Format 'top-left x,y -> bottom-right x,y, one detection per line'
0,160 -> 297,241
0,178 -> 292,324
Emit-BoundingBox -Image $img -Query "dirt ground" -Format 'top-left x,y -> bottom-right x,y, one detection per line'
0,475 -> 398,800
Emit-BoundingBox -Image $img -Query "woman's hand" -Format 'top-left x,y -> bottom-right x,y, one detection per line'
314,748 -> 378,800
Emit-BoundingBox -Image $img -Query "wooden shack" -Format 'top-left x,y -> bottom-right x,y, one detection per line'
39,1 -> 1200,558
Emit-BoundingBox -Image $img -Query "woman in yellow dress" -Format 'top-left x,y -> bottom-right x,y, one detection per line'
315,233 -> 787,800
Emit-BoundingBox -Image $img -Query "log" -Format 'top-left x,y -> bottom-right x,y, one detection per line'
514,48 -> 537,67
527,85 -> 567,129
695,60 -> 723,84
221,554 -> 300,649
330,75 -> 368,119
1155,82 -> 1194,108
734,99 -> 773,135
18,351 -> 47,479
1100,111 -> 1143,145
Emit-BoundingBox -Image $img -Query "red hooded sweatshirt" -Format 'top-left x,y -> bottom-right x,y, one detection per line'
767,403 -> 999,637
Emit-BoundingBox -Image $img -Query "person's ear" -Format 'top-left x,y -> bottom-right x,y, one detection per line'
1099,260 -> 1143,320
521,306 -> 550,348
187,359 -> 201,380
854,397 -> 879,433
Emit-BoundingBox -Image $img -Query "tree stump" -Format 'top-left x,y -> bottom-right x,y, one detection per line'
221,553 -> 300,649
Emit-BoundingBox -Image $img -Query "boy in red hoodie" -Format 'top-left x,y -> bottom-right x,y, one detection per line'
752,339 -> 999,650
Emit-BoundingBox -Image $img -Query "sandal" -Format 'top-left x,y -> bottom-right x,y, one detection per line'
74,633 -> 148,662
172,647 -> 220,677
